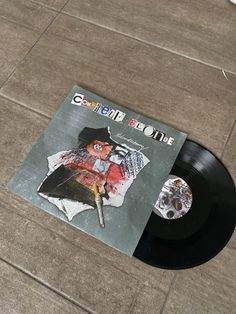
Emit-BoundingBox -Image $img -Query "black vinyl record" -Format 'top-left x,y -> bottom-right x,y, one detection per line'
133,140 -> 236,269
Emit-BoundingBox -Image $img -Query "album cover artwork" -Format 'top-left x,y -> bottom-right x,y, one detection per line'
8,86 -> 187,255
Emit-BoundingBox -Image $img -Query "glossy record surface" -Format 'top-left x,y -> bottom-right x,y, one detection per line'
134,140 -> 236,269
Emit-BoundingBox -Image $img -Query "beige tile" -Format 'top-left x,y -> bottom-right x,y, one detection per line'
227,230 -> 236,250
0,97 -> 49,186
1,14 -> 236,157
130,285 -> 166,314
0,18 -> 40,87
30,0 -> 68,11
63,0 -> 236,73
0,196 -> 142,314
0,259 -> 85,313
163,247 -> 236,314
222,121 -> 236,184
0,0 -> 56,32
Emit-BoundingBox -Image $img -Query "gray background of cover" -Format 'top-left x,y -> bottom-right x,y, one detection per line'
8,86 -> 186,256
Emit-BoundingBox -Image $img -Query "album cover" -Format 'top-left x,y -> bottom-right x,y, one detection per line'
8,86 -> 187,255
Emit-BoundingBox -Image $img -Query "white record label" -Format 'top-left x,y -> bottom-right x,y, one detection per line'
154,175 -> 193,220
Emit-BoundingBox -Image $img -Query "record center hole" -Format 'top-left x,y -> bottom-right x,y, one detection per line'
167,211 -> 174,218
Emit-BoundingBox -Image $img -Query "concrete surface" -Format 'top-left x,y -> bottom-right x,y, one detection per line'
0,0 -> 235,313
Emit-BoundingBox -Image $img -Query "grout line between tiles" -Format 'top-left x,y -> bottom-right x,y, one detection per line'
220,119 -> 236,159
27,0 -> 60,12
0,0 -> 70,91
159,272 -> 178,314
0,14 -> 42,33
128,282 -> 143,313
0,256 -> 94,314
61,11 -> 236,76
0,93 -> 51,120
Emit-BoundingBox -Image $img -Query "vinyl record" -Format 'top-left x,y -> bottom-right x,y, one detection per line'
133,140 -> 236,269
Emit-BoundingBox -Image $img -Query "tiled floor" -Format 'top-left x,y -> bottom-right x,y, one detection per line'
0,1 -> 235,313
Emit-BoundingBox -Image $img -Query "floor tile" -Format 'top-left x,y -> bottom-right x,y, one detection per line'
30,0 -> 68,11
0,259 -> 86,313
227,230 -> 236,250
0,0 -> 56,32
222,121 -> 236,183
0,18 -> 40,87
162,247 -> 236,314
63,0 -> 236,73
1,14 -> 235,158
0,198 -> 142,314
130,285 -> 166,313
0,97 -> 49,186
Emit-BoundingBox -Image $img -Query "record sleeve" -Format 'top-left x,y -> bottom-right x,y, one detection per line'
8,86 -> 187,256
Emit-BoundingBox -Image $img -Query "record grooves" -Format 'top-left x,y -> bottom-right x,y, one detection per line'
134,140 -> 236,269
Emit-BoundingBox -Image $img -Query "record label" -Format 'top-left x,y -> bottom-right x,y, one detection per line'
154,175 -> 193,220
